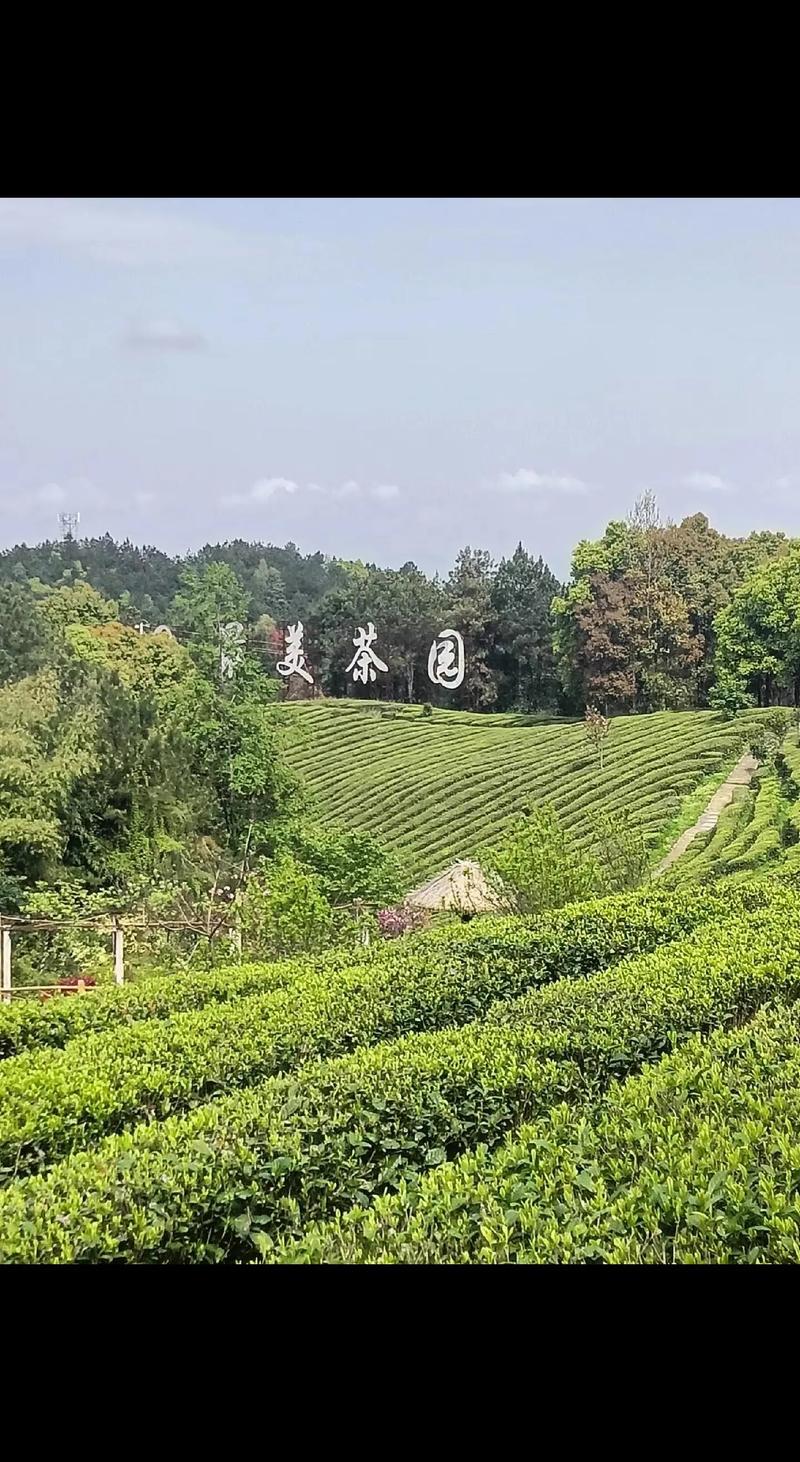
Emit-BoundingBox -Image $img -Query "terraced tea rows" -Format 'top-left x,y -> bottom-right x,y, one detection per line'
667,731 -> 800,885
287,701 -> 769,882
1,873 -> 799,1263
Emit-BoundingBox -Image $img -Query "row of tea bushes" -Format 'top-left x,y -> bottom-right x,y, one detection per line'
2,901 -> 800,1261
0,879 -> 791,1180
276,1001 -> 800,1264
0,879 -> 755,1061
292,701 -> 769,881
0,951 -> 379,1061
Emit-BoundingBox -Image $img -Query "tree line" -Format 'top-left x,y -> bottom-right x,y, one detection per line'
2,492 -> 799,714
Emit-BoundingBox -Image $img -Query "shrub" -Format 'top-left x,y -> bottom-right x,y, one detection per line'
239,854 -> 333,959
589,808 -> 650,894
709,678 -> 755,718
377,904 -> 427,939
256,820 -> 404,908
0,948 -> 381,1061
480,803 -> 599,914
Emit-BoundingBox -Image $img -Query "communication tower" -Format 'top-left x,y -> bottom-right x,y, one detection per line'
58,512 -> 81,542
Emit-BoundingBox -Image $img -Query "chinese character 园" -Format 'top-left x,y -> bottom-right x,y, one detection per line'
427,628 -> 465,690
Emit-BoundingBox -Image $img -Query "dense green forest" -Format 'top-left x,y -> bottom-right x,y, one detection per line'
2,493 -> 797,715
0,555 -> 405,975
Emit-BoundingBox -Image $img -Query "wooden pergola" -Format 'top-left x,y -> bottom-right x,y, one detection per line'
0,915 -> 239,1002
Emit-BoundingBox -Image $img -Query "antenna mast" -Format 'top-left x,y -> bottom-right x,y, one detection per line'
58,512 -> 81,542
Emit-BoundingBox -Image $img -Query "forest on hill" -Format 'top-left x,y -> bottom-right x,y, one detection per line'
3,492 -> 799,716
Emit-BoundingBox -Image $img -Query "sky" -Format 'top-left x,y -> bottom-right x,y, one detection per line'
2,196 -> 800,580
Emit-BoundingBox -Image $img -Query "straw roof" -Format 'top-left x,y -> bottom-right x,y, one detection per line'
406,858 -> 503,913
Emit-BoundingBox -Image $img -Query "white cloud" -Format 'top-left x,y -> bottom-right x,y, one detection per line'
1,477 -> 108,519
134,490 -> 157,508
681,471 -> 733,494
493,468 -> 589,495
219,477 -> 399,508
36,483 -> 67,506
220,477 -> 300,508
251,477 -> 300,501
775,475 -> 793,491
35,478 -> 106,510
0,198 -> 259,269
124,319 -> 207,351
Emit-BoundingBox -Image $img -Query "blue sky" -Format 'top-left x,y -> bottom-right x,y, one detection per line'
2,196 -> 800,579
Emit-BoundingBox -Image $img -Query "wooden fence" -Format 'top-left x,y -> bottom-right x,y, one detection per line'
0,916 -> 240,1002
0,901 -> 387,1001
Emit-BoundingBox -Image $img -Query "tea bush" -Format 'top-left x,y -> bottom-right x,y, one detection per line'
0,878 -> 786,1179
2,899 -> 800,1261
278,1002 -> 800,1264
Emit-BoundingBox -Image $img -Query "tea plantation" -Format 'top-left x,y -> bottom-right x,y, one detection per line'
286,701 -> 771,882
664,726 -> 800,887
3,868 -> 800,1262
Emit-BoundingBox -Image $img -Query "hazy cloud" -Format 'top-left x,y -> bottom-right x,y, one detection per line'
681,471 -> 734,494
36,483 -> 67,506
222,478 -> 400,508
124,319 -> 207,352
493,468 -> 589,495
252,477 -> 299,502
0,198 -> 260,269
310,481 -> 365,499
221,477 -> 300,508
5,477 -> 109,518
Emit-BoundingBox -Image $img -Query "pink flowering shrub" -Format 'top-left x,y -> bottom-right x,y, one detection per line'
377,903 -> 427,939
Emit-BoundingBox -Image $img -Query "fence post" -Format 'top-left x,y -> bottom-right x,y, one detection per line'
112,921 -> 125,986
0,922 -> 11,1004
354,899 -> 371,948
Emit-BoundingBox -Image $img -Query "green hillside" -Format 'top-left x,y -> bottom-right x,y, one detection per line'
287,700 -> 769,884
664,726 -> 800,887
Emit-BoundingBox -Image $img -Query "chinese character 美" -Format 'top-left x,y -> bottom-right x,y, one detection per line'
220,621 -> 246,681
346,622 -> 388,684
277,621 -> 313,684
427,628 -> 465,690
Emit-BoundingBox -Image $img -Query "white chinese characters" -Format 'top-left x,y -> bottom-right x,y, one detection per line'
346,622 -> 388,684
219,621 -> 246,681
277,621 -> 313,684
427,629 -> 465,690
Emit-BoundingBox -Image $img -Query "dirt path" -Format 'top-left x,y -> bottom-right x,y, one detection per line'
652,752 -> 758,878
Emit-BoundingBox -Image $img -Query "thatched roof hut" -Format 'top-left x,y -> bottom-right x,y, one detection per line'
406,859 -> 503,914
